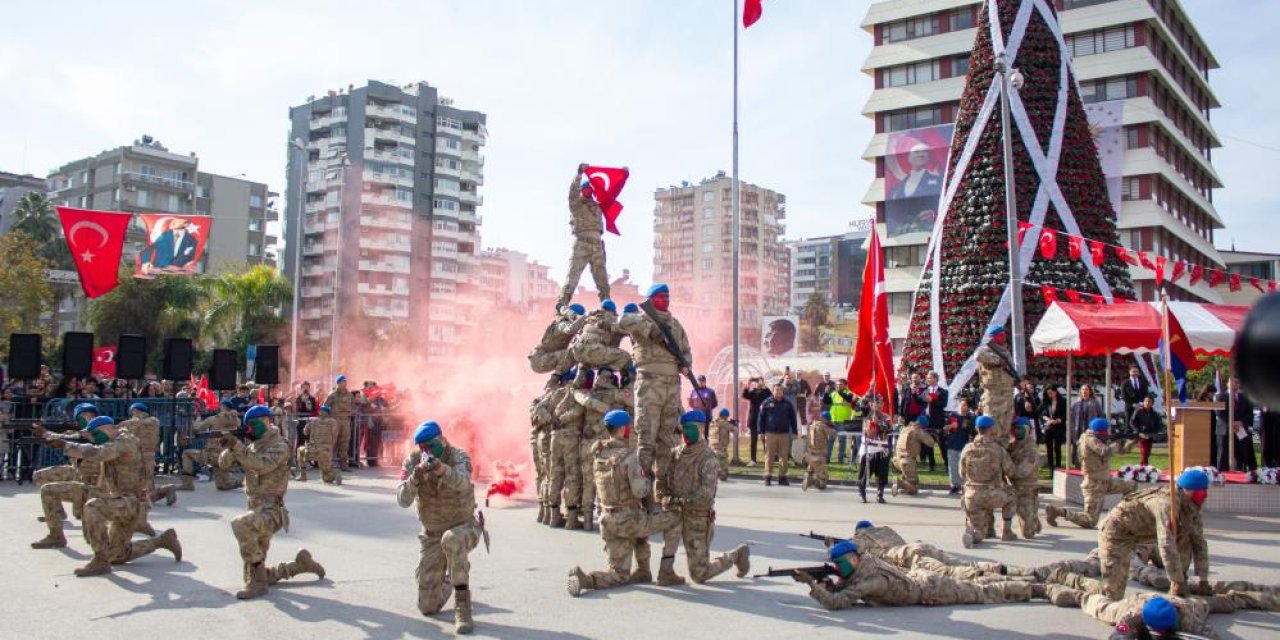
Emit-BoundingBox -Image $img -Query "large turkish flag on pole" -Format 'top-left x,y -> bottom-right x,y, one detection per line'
847,226 -> 895,415
55,207 -> 132,298
581,165 -> 629,236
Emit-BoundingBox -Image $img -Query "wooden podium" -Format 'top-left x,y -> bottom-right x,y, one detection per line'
1169,401 -> 1221,473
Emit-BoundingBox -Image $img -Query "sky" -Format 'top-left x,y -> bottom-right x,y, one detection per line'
1,1 -> 1276,288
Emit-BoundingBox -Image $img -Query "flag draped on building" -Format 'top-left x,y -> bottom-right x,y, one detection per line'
581,165 -> 629,236
848,227 -> 895,411
55,206 -> 132,298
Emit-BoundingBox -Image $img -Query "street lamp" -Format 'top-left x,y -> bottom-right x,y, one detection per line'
288,137 -> 306,391
997,51 -> 1028,376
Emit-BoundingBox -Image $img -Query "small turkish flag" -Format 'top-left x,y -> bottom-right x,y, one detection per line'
92,346 -> 116,378
1189,264 -> 1204,286
1114,246 -> 1140,267
1039,229 -> 1057,259
1067,235 -> 1083,260
1229,273 -> 1242,292
1065,290 -> 1082,303
1154,256 -> 1166,285
56,207 -> 132,298
1138,251 -> 1155,271
1169,261 -> 1185,284
581,165 -> 629,236
744,0 -> 765,28
1088,240 -> 1105,266
1270,281 -> 1278,292
1207,269 -> 1225,289
1041,285 -> 1057,305
1249,276 -> 1265,293
1017,222 -> 1033,246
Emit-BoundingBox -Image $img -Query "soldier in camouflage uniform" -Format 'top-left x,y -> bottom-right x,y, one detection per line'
549,368 -> 592,530
803,411 -> 836,491
530,375 -> 560,524
1045,417 -> 1136,530
846,521 -> 1033,580
223,405 -> 326,600
397,420 -> 483,634
1048,587 -> 1276,638
558,166 -> 611,308
568,300 -> 632,372
796,541 -> 1046,609
976,325 -> 1017,444
1006,416 -> 1041,538
535,370 -> 577,526
1034,544 -> 1173,589
181,399 -> 243,491
568,410 -> 685,597
530,304 -> 586,374
708,408 -> 733,481
960,415 -> 1017,548
32,403 -> 103,526
299,405 -> 341,484
663,410 -> 750,583
323,375 -> 356,471
118,402 -> 178,506
617,284 -> 692,499
892,414 -> 937,496
32,416 -> 181,576
573,367 -> 633,531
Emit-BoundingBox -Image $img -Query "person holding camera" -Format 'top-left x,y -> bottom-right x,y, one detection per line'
740,378 -> 770,467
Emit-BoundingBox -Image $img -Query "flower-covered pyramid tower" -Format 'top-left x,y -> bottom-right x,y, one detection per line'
900,0 -> 1137,389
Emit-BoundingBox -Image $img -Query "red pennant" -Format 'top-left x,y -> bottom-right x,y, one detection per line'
1189,264 -> 1204,286
1039,229 -> 1057,259
1229,273 -> 1242,292
1017,222 -> 1033,246
1088,240 -> 1105,266
1154,257 -> 1166,285
1065,290 -> 1082,303
257,387 -> 267,405
1207,269 -> 1225,288
1114,246 -> 1141,267
1067,235 -> 1083,260
1270,281 -> 1278,293
743,0 -> 765,28
1169,261 -> 1185,284
1138,251 -> 1155,270
581,165 -> 629,236
1041,285 -> 1058,305
55,207 -> 132,298
1250,276 -> 1264,293
92,346 -> 117,378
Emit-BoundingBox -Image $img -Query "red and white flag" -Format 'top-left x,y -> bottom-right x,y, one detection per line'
847,226 -> 895,415
55,207 -> 132,298
581,165 -> 629,236
92,346 -> 117,378
743,0 -> 766,28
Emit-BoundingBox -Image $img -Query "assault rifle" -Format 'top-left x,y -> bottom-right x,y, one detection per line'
800,531 -> 842,547
637,300 -> 701,393
754,564 -> 839,580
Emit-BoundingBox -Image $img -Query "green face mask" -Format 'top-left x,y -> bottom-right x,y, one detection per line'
680,421 -> 701,445
425,438 -> 445,458
834,556 -> 856,579
76,414 -> 92,429
247,419 -> 269,440
88,429 -> 109,445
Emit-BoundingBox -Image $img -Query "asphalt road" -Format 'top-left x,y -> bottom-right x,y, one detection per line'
2,470 -> 1277,639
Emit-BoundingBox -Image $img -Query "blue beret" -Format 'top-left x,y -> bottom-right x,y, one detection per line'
645,283 -> 670,297
1142,597 -> 1178,632
567,303 -> 586,315
85,415 -> 114,431
719,408 -> 730,418
681,409 -> 707,424
414,420 -> 442,443
336,374 -> 346,383
603,410 -> 631,428
821,410 -> 832,421
1013,416 -> 1032,426
320,405 -> 332,413
975,415 -> 996,429
829,540 -> 858,561
72,402 -> 99,418
916,414 -> 930,426
1176,469 -> 1210,491
242,405 -> 272,426
128,402 -> 150,414
600,299 -> 616,313
220,398 -> 237,409
1089,417 -> 1110,432
855,520 -> 873,530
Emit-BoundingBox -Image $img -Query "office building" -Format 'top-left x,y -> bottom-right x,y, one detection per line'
196,174 -> 278,270
0,171 -> 48,234
787,226 -> 870,313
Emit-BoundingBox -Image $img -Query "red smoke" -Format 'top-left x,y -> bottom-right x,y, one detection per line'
485,459 -> 526,506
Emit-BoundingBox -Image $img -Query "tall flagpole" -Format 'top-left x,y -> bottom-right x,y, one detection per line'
732,0 -> 742,423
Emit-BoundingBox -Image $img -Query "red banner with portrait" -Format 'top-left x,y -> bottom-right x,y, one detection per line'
134,214 -> 212,279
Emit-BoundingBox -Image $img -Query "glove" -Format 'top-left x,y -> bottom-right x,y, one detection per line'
623,303 -> 639,314
44,437 -> 66,450
792,570 -> 817,585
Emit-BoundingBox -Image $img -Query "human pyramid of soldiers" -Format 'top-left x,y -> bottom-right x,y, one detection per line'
20,165 -> 1280,638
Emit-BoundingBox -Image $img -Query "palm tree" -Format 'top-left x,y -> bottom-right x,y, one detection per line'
85,267 -> 204,369
9,192 -> 74,270
200,264 -> 293,355
800,292 -> 831,353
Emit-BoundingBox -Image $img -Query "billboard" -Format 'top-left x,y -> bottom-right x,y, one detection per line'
761,315 -> 799,357
884,124 -> 953,238
135,214 -> 211,279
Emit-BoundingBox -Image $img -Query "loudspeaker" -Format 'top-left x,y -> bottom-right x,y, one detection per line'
162,338 -> 193,381
209,349 -> 238,390
8,334 -> 41,380
62,332 -> 95,379
254,345 -> 280,385
116,334 -> 147,379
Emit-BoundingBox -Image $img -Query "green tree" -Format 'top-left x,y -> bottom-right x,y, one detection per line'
0,232 -> 56,354
85,267 -> 204,369
9,192 -> 74,270
200,264 -> 293,363
799,292 -> 831,353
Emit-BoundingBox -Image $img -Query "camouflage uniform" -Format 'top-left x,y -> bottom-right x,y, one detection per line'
708,416 -> 733,481
529,311 -> 586,374
853,526 -> 1024,579
120,414 -> 178,508
1006,433 -> 1041,538
976,342 -> 1016,443
184,410 -> 243,490
530,380 -> 562,523
804,553 -> 1040,609
558,174 -> 610,307
959,432 -> 1016,546
1096,486 -> 1208,600
549,375 -> 589,529
396,443 -> 482,617
803,418 -> 836,490
567,437 -> 683,596
618,306 -> 692,498
1038,545 -> 1172,590
299,416 -> 341,483
222,428 -> 323,598
568,310 -> 631,372
1044,587 -> 1222,637
323,388 -> 356,470
1049,432 -> 1135,529
33,447 -> 100,524
572,373 -> 632,530
892,422 -> 937,496
665,437 -> 748,583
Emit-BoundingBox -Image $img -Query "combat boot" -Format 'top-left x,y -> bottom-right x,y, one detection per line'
583,506 -> 596,532
179,475 -> 195,491
536,503 -> 547,524
765,475 -> 772,487
155,528 -> 182,562
549,506 -> 566,528
567,566 -> 594,597
1044,505 -> 1060,527
292,549 -> 326,580
454,585 -> 474,635
778,475 -> 790,486
657,556 -> 686,586
152,485 -> 178,506
74,553 -> 112,577
30,531 -> 67,549
237,563 -> 269,599
962,531 -> 976,549
1047,584 -> 1082,607
733,545 -> 751,578
1000,519 -> 1017,541
565,508 -> 583,530
629,558 -> 653,584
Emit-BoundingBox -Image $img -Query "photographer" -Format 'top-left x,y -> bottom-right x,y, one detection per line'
740,378 -> 770,467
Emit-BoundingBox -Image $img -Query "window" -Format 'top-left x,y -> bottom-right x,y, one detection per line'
702,206 -> 714,219
1125,127 -> 1142,149
885,105 -> 943,132
436,116 -> 462,130
167,193 -> 180,212
433,198 -> 457,211
887,292 -> 913,315
114,163 -> 122,175
885,244 -> 927,268
395,189 -> 412,202
701,191 -> 715,202
442,138 -> 460,150
140,165 -> 156,177
702,241 -> 714,253
249,194 -> 263,208
249,219 -> 262,232
701,258 -> 713,270
434,177 -> 459,192
1122,177 -> 1141,201
883,14 -> 939,43
952,55 -> 970,76
248,242 -> 260,257
137,189 -> 150,207
1066,26 -> 1135,58
884,60 -> 940,87
1079,76 -> 1137,103
952,8 -> 975,30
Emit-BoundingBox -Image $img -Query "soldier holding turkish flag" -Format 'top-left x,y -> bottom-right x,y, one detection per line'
557,164 -> 628,309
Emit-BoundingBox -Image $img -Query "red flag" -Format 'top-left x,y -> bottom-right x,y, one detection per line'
1169,261 -> 1185,284
1065,290 -> 1082,303
1114,246 -> 1140,267
1088,240 -> 1105,266
1189,264 -> 1204,286
1067,235 -> 1083,260
1270,281 -> 1278,293
55,207 -> 132,298
257,387 -> 266,405
1041,285 -> 1057,305
1228,273 -> 1241,292
1249,276 -> 1264,293
92,346 -> 116,378
1017,222 -> 1033,246
1138,251 -> 1155,271
1207,269 -> 1224,289
581,166 -> 629,236
743,0 -> 765,28
197,374 -> 217,410
1154,256 -> 1166,285
847,227 -> 895,415
1038,229 -> 1057,259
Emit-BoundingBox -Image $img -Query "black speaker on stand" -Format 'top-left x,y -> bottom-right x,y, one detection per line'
254,345 -> 279,385
116,335 -> 147,380
62,332 -> 95,379
209,349 -> 238,391
8,334 -> 41,380
162,338 -> 193,381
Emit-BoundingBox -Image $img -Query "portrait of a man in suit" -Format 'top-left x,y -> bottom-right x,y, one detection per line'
140,217 -> 198,275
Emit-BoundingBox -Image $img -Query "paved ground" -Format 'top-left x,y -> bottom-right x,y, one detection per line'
2,470 -> 1278,640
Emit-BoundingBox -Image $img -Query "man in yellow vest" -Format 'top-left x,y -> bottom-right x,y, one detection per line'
827,378 -> 856,464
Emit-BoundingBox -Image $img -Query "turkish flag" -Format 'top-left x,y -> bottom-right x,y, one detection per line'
1207,269 -> 1225,289
1138,251 -> 1155,271
1114,246 -> 1140,267
847,227 -> 895,415
1154,256 -> 1166,285
92,346 -> 117,378
1088,240 -> 1105,266
55,207 -> 132,298
1041,285 -> 1057,305
1270,281 -> 1278,293
744,0 -> 765,27
1228,273 -> 1242,292
1169,261 -> 1185,284
1017,222 -> 1033,246
1189,264 -> 1204,286
1065,290 -> 1082,303
1039,229 -> 1057,259
1067,235 -> 1083,260
1249,276 -> 1265,293
257,387 -> 267,405
581,165 -> 629,236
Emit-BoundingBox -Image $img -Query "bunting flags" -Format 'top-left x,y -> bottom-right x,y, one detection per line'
1039,229 -> 1057,259
1068,235 -> 1083,260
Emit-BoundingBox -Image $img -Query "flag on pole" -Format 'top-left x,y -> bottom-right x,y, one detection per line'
847,226 -> 895,413
55,207 -> 132,298
743,0 -> 765,28
580,165 -> 629,236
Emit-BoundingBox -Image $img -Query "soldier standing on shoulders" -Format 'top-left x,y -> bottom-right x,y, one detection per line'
976,325 -> 1018,444
529,304 -> 586,374
558,165 -> 613,308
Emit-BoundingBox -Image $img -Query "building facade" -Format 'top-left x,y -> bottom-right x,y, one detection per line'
476,248 -> 559,309
284,80 -> 486,361
1221,249 -> 1280,306
787,227 -> 871,313
653,172 -> 788,347
0,171 -> 48,234
860,0 -> 1225,353
196,174 -> 277,271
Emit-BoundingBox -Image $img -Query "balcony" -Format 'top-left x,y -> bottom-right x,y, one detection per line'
458,190 -> 482,206
461,127 -> 486,145
302,284 -> 334,297
431,269 -> 462,281
366,103 -> 417,123
299,307 -> 329,320
435,139 -> 462,156
302,243 -> 335,257
364,127 -> 415,148
364,148 -> 414,166
357,282 -> 410,297
435,163 -> 461,179
359,237 -> 412,253
457,208 -> 481,225
362,169 -> 413,188
358,259 -> 411,274
364,306 -> 410,319
364,193 -> 412,209
461,165 -> 483,185
122,171 -> 194,192
360,214 -> 412,232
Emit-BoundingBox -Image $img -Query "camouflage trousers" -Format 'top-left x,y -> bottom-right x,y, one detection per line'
535,430 -> 552,507
1097,517 -> 1146,600
1060,477 -> 1136,529
893,454 -> 921,495
634,372 -> 681,497
579,438 -> 608,516
1080,592 -> 1213,636
1051,563 -> 1173,596
230,504 -> 289,567
558,235 -> 610,306
1011,482 -> 1041,537
333,416 -> 353,470
529,348 -> 573,375
714,448 -> 730,481
549,429 -> 581,510
680,510 -> 736,583
33,465 -> 78,486
892,545 -> 1007,580
804,453 -> 828,490
568,342 -> 631,372
905,570 -> 1037,605
962,486 -> 1013,542
980,391 -> 1015,444
83,494 -> 163,563
416,520 -> 481,615
586,507 -> 680,589
298,444 -> 339,483
39,481 -> 99,531
182,448 -> 241,490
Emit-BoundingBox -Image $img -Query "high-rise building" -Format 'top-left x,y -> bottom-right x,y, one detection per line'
284,80 -> 486,360
787,226 -> 871,313
0,171 -> 48,234
476,248 -> 559,309
653,172 -> 788,347
860,0 -> 1224,353
196,174 -> 278,270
